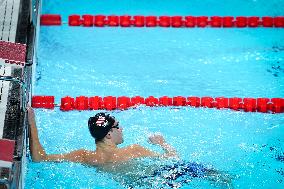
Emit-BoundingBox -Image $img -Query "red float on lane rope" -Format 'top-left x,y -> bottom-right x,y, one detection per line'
187,97 -> 201,107
159,96 -> 173,106
89,96 -> 103,110
32,96 -> 55,109
243,98 -> 257,112
215,97 -> 229,109
68,15 -> 81,26
196,16 -> 208,27
108,15 -> 119,26
94,15 -> 106,27
185,16 -> 196,27
103,96 -> 117,110
271,98 -> 284,113
223,16 -> 234,27
146,16 -> 157,27
117,96 -> 131,110
131,96 -> 145,106
82,15 -> 94,27
40,14 -> 62,26
145,96 -> 159,107
120,15 -> 131,27
236,16 -> 247,27
60,96 -> 75,111
248,17 -> 259,27
274,17 -> 284,27
171,16 -> 183,27
201,97 -> 214,108
262,17 -> 273,27
257,98 -> 269,113
173,96 -> 186,106
159,16 -> 171,27
229,97 -> 242,111
210,16 -> 222,27
133,16 -> 145,27
75,96 -> 89,110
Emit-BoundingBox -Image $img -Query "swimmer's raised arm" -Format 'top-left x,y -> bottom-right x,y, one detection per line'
27,107 -> 47,162
27,107 -> 88,164
148,134 -> 178,158
119,144 -> 159,158
117,134 -> 178,160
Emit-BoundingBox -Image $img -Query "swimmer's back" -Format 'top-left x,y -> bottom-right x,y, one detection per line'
83,144 -> 158,165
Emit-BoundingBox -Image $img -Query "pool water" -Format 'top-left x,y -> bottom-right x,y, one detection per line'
25,0 -> 284,188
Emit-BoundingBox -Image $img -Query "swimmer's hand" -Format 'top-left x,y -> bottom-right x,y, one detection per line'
148,134 -> 166,145
27,106 -> 35,123
148,134 -> 178,158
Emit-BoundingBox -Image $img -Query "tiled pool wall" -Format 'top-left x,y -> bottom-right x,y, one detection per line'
0,0 -> 40,188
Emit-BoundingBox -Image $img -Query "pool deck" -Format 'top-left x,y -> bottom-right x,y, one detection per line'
0,0 -> 20,137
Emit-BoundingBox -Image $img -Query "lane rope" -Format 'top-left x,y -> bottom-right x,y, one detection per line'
31,95 -> 284,113
40,14 -> 284,28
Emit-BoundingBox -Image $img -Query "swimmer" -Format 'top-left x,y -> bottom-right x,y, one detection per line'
28,107 -> 177,165
28,107 -> 233,188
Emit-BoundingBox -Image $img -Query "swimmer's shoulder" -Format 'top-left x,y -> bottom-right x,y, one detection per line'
82,149 -> 106,165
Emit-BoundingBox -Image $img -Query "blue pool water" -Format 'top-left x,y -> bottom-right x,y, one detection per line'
25,0 -> 284,188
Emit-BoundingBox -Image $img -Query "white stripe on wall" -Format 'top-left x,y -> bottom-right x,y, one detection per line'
0,160 -> 12,168
9,0 -> 20,41
1,0 -> 13,41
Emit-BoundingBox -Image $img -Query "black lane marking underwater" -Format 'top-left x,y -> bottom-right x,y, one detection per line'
266,44 -> 284,77
267,61 -> 284,77
276,168 -> 284,184
251,140 -> 284,183
272,45 -> 284,53
275,151 -> 284,163
274,147 -> 284,183
266,141 -> 284,163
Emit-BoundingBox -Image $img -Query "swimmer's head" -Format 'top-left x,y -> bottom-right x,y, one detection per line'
88,112 -> 115,141
88,112 -> 123,144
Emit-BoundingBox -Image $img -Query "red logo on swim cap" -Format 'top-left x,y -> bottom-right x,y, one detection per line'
96,116 -> 108,127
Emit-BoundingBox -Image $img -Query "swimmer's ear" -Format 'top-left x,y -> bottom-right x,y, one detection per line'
105,132 -> 111,139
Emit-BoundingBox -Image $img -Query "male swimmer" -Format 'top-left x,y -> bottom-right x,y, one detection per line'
28,107 -> 233,188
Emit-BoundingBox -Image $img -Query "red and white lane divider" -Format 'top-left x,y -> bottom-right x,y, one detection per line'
31,96 -> 284,113
40,14 -> 284,28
